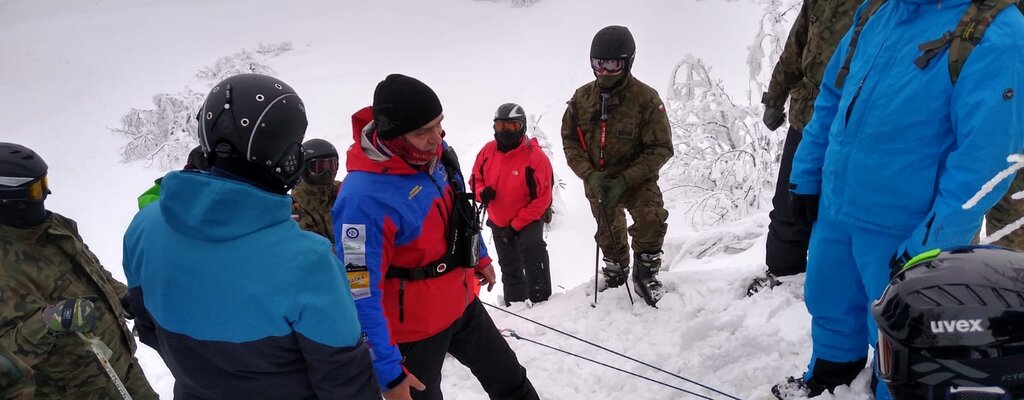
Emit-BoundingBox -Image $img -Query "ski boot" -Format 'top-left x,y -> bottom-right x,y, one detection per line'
745,270 -> 781,297
771,376 -> 824,399
633,251 -> 665,307
599,257 -> 629,291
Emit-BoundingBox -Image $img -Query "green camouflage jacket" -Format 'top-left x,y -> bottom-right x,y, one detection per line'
0,213 -> 138,398
560,75 -> 674,191
291,180 -> 341,244
764,0 -> 861,131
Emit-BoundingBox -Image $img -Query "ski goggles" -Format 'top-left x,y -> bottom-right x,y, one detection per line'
0,175 -> 49,202
591,58 -> 626,74
493,120 -> 523,133
306,157 -> 339,175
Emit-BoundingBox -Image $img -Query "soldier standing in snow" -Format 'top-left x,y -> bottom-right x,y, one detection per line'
772,0 -> 1024,397
470,102 -> 554,306
291,138 -> 342,244
123,74 -> 379,399
749,0 -> 862,296
0,142 -> 158,399
334,74 -> 540,400
561,25 -> 673,307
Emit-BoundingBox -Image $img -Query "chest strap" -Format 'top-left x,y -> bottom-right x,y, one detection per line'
386,260 -> 455,281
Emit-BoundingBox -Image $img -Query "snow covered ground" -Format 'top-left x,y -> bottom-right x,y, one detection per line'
1,0 -> 875,398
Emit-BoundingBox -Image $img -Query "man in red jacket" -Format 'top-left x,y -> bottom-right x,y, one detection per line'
333,74 -> 540,400
471,103 -> 554,306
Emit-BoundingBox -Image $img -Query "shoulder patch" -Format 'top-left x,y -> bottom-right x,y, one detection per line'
658,103 -> 666,113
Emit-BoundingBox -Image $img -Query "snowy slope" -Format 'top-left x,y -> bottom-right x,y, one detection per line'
1,0 -> 875,398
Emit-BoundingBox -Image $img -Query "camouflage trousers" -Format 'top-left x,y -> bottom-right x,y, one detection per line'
987,169 -> 1024,250
588,179 -> 669,265
7,358 -> 158,400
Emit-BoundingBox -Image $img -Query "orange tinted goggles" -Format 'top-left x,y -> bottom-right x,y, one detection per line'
493,120 -> 523,133
0,175 -> 49,201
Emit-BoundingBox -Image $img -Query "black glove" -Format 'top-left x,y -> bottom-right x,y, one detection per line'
761,92 -> 786,131
480,187 -> 496,206
763,105 -> 786,131
889,249 -> 913,279
120,292 -> 135,320
789,192 -> 820,229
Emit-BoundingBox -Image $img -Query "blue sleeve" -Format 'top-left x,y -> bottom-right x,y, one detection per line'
293,245 -> 380,398
900,21 -> 1024,255
789,4 -> 862,195
332,190 -> 405,390
123,214 -> 160,351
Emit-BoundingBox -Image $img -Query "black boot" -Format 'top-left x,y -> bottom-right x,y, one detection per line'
746,270 -> 781,297
601,257 -> 629,290
633,251 -> 664,307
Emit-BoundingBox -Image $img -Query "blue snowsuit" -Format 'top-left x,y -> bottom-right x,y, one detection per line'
788,0 -> 1024,395
123,170 -> 379,399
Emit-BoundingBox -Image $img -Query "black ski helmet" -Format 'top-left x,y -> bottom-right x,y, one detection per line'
0,143 -> 50,203
197,73 -> 307,190
301,138 -> 338,161
591,25 -> 636,71
872,245 -> 1024,399
185,145 -> 210,171
300,138 -> 339,183
493,103 -> 527,135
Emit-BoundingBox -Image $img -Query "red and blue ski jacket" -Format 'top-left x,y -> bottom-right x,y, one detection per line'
470,137 -> 553,231
333,106 -> 492,390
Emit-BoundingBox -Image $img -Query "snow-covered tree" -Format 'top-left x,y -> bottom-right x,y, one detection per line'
113,42 -> 293,170
528,114 -> 567,224
661,0 -> 798,228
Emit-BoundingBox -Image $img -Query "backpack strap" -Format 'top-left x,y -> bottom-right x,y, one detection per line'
916,0 -> 1021,84
835,0 -> 889,89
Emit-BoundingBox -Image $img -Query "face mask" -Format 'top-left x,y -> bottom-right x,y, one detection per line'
596,73 -> 626,90
495,132 -> 523,152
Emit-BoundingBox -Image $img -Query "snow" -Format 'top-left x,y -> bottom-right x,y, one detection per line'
1,0 -> 878,398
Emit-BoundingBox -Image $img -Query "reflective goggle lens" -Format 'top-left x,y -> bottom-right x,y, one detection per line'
591,58 -> 625,74
308,157 -> 339,175
493,120 -> 523,133
0,175 -> 49,201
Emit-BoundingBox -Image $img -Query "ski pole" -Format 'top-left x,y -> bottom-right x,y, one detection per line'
77,332 -> 133,400
599,206 -> 635,306
593,201 -> 601,308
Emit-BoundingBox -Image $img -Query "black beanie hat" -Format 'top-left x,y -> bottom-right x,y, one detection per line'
372,74 -> 443,140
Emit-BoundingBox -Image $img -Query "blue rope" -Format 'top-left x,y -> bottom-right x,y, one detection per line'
484,302 -> 741,400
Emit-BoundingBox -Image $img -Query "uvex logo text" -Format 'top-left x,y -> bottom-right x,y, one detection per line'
930,319 -> 984,333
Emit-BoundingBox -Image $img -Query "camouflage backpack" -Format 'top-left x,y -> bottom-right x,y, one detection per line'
835,0 -> 1023,88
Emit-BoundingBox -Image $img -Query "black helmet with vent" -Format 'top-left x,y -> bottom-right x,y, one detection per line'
872,245 -> 1024,399
197,74 -> 307,191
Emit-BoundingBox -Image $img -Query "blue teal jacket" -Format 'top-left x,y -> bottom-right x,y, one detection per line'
790,0 -> 1024,256
123,170 -> 378,399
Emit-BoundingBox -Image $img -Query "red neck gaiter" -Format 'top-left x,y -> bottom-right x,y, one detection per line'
375,132 -> 437,167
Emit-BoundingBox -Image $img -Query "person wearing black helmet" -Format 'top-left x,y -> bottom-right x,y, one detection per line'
561,25 -> 673,307
291,138 -> 342,244
0,142 -> 158,399
122,74 -> 379,399
471,103 -> 554,306
873,245 -> 1024,400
